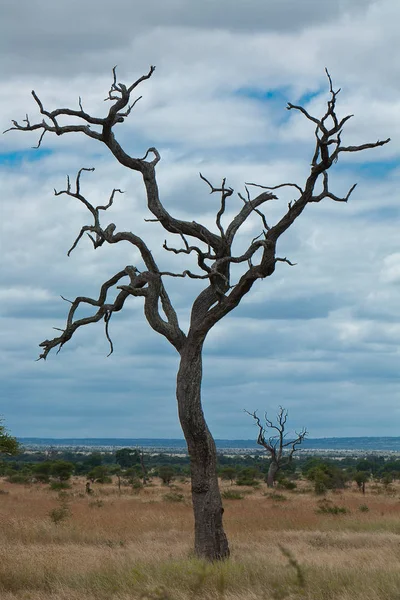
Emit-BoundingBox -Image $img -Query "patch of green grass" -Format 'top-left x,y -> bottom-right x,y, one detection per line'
316,499 -> 349,515
264,492 -> 288,502
163,492 -> 184,503
222,490 -> 244,500
49,481 -> 71,491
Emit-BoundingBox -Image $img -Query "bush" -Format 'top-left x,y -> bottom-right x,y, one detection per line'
222,490 -> 244,500
278,478 -> 297,490
219,467 -> 237,483
314,479 -> 327,495
49,491 -> 71,524
158,466 -> 175,485
87,465 -> 112,484
381,473 -> 394,486
235,469 -> 261,487
305,462 -> 347,493
359,504 -> 369,512
354,471 -> 369,490
131,478 -> 143,493
49,505 -> 70,524
316,499 -> 348,515
163,492 -> 184,503
50,460 -> 74,482
236,467 -> 262,486
264,492 -> 288,502
32,461 -> 53,483
49,481 -> 71,491
6,473 -> 31,484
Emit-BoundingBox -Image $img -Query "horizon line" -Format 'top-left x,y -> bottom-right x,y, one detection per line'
17,435 -> 400,441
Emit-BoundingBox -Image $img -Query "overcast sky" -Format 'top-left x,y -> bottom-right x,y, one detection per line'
1,0 -> 399,439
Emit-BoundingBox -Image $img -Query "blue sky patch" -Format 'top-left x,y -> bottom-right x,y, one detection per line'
235,86 -> 290,104
235,85 -> 323,107
0,148 -> 52,165
336,158 -> 399,183
352,159 -> 399,179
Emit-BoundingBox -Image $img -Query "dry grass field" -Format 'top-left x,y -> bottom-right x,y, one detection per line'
1,477 -> 400,600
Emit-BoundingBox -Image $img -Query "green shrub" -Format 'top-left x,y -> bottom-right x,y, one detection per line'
131,478 -> 143,494
235,467 -> 262,487
219,467 -> 237,483
306,462 -> 347,493
50,460 -> 74,482
264,492 -> 288,502
6,473 -> 31,484
49,505 -> 70,524
222,490 -> 244,500
163,492 -> 184,503
49,481 -> 71,491
381,473 -> 393,486
158,466 -> 175,485
278,478 -> 297,490
316,499 -> 348,515
87,465 -> 112,484
32,461 -> 53,483
359,504 -> 369,512
354,471 -> 369,490
49,491 -> 71,524
236,477 -> 260,487
314,478 -> 328,495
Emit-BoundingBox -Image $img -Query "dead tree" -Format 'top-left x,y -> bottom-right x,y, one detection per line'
139,449 -> 148,484
246,408 -> 307,487
5,66 -> 389,560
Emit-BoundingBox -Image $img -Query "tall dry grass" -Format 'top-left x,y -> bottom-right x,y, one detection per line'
1,477 -> 400,599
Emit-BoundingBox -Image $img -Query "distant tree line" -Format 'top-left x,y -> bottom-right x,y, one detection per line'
1,447 -> 400,495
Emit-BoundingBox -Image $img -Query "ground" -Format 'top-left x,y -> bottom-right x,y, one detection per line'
1,476 -> 400,599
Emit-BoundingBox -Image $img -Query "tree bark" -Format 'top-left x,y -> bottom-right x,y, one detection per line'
267,461 -> 279,488
176,335 -> 229,560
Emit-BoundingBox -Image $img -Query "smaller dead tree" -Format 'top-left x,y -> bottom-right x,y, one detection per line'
139,449 -> 149,484
246,407 -> 307,487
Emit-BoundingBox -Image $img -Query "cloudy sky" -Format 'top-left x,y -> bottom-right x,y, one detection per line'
1,0 -> 399,440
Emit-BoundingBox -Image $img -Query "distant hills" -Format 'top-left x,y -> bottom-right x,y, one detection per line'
18,437 -> 400,452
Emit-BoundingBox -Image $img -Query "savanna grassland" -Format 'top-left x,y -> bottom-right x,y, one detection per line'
1,477 -> 400,600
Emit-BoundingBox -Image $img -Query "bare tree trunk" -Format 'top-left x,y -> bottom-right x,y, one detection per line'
177,337 -> 229,560
139,450 -> 148,484
267,461 -> 279,488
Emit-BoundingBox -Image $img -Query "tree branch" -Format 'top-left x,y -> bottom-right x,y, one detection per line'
199,173 -> 234,238
226,190 -> 277,243
38,270 -> 130,360
311,172 -> 357,203
244,410 -> 277,456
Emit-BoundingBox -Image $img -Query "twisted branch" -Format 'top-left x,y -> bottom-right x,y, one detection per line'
199,173 -> 234,237
38,270 -> 130,360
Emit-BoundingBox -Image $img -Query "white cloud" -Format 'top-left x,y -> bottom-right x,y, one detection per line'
380,253 -> 400,284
